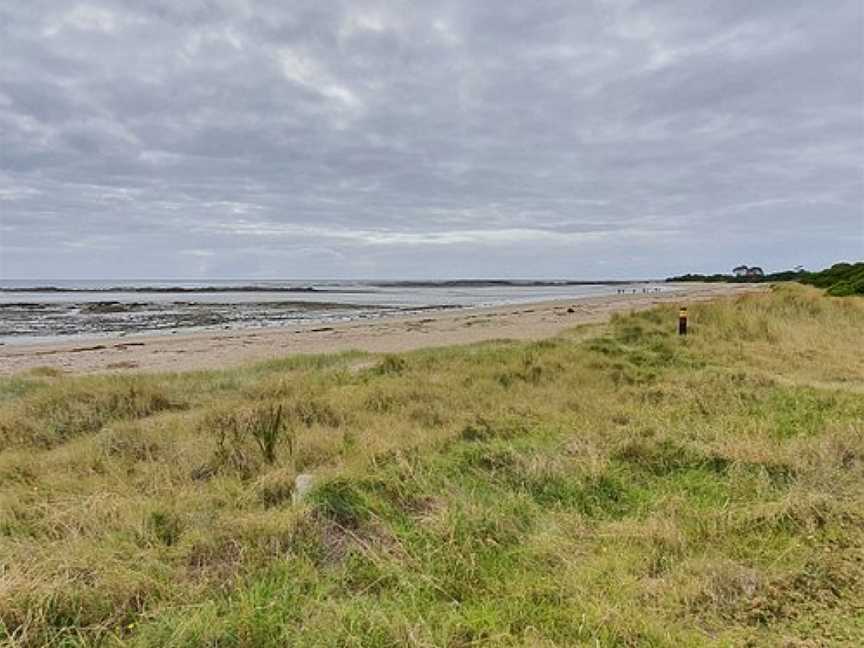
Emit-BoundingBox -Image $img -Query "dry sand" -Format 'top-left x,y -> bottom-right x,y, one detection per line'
0,283 -> 764,376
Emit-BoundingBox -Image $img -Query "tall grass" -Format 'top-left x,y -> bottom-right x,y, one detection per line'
0,285 -> 861,647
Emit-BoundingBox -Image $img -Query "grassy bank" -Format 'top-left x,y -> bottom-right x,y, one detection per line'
1,284 -> 862,647
667,260 -> 864,296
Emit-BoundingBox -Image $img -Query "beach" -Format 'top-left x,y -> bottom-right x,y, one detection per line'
0,282 -> 762,375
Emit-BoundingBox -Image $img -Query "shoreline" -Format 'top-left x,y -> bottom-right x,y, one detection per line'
0,283 -> 764,376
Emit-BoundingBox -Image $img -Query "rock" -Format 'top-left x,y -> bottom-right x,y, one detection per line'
292,473 -> 315,504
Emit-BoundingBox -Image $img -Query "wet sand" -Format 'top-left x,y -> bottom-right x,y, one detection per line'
0,283 -> 763,375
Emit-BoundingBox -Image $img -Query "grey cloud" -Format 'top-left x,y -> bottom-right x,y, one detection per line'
0,0 -> 862,279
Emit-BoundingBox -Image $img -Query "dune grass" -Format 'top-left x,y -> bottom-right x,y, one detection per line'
1,284 -> 862,647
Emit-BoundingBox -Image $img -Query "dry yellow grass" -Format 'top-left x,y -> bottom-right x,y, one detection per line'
0,284 -> 862,647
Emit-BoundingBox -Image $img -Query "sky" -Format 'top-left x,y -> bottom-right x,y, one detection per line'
1,0 -> 862,280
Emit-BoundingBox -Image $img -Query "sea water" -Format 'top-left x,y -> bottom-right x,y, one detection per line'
0,279 -> 672,344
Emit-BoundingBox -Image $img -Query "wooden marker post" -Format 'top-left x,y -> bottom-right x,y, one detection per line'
678,307 -> 688,336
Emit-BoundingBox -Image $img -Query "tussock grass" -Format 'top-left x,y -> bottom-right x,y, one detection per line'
0,284 -> 862,646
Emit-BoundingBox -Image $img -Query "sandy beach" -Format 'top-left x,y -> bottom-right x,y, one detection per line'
0,283 -> 763,375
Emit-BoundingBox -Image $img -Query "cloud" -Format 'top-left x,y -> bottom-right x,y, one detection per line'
0,0 -> 862,279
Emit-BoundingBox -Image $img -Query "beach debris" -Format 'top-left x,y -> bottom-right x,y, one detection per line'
293,473 -> 315,504
69,345 -> 108,353
114,342 -> 145,350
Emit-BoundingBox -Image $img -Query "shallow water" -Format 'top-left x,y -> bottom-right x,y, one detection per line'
0,280 -> 671,344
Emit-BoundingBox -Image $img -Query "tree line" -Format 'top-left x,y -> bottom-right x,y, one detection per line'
666,261 -> 864,296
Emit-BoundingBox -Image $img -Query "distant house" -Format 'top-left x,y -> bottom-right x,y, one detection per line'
733,265 -> 749,277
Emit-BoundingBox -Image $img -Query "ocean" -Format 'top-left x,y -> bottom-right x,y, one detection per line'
0,279 -> 671,344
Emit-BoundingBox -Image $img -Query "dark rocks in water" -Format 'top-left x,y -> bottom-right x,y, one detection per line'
81,302 -> 147,314
80,302 -> 124,314
0,297 -> 439,342
0,302 -> 50,310
0,285 -> 347,294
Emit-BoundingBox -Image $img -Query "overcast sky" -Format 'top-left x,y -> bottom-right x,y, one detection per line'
1,1 -> 862,280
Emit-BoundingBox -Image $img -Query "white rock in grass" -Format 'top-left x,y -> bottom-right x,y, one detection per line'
292,473 -> 315,504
